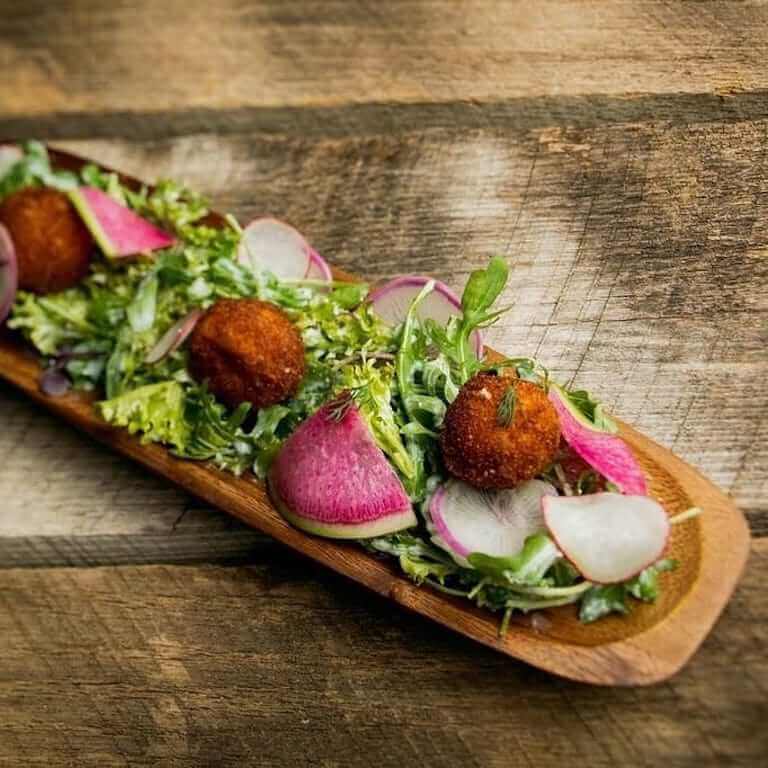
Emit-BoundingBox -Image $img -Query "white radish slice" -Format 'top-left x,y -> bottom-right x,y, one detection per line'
543,493 -> 670,584
0,145 -> 22,178
429,479 -> 557,566
368,276 -> 484,357
305,248 -> 332,282
237,218 -> 311,280
0,223 -> 18,324
145,309 -> 203,364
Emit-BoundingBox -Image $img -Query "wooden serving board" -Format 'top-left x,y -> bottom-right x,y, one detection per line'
0,148 -> 751,686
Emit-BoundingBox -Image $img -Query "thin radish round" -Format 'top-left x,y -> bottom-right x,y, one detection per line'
549,383 -> 647,495
368,276 -> 484,357
543,493 -> 670,584
429,478 -> 557,566
237,218 -> 311,280
0,145 -> 22,178
0,223 -> 18,324
145,309 -> 202,364
305,248 -> 332,282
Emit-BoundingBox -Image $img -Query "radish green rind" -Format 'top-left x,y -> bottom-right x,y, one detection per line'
543,493 -> 670,584
268,399 -> 416,540
69,186 -> 176,258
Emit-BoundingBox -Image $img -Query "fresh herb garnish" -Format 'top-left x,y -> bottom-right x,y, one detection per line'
496,384 -> 517,427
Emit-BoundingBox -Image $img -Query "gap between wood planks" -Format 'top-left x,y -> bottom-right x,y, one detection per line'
1,90 -> 768,143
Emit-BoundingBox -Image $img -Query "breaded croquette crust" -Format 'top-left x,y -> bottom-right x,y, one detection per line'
189,298 -> 305,409
0,187 -> 93,293
440,373 -> 560,489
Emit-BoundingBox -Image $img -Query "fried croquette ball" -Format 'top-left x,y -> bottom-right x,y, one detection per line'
440,373 -> 560,489
0,187 -> 93,293
189,298 -> 305,410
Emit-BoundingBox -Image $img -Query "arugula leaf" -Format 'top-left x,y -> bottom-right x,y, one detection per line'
626,558 -> 677,601
579,585 -> 630,623
461,255 -> 509,318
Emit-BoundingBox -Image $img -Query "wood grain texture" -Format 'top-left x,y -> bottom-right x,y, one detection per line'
0,147 -> 751,684
1,541 -> 765,767
1,0 -> 766,119
1,124 -> 765,569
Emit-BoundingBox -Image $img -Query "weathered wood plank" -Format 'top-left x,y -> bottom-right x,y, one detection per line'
0,541 -> 765,767
1,0 -> 766,120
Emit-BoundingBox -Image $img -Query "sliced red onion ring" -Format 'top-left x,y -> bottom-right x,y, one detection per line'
40,368 -> 72,397
0,223 -> 18,324
368,276 -> 484,357
145,309 -> 203,364
305,248 -> 332,282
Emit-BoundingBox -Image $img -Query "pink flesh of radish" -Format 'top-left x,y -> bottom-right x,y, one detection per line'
549,384 -> 647,495
237,218 -> 311,281
368,276 -> 484,357
430,479 -> 557,565
0,223 -> 18,324
145,309 -> 203,364
268,400 -> 416,539
0,145 -> 22,178
69,187 -> 176,257
305,248 -> 332,281
543,493 -> 670,584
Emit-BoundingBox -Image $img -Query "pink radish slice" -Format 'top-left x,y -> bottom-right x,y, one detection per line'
0,223 -> 18,324
305,248 -> 332,281
145,309 -> 202,364
543,493 -> 670,584
0,145 -> 22,178
368,276 -> 484,357
268,398 -> 416,539
549,383 -> 647,496
429,479 -> 557,565
237,218 -> 311,281
69,186 -> 176,258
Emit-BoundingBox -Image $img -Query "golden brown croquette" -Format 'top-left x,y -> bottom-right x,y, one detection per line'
440,373 -> 560,489
189,298 -> 305,410
0,187 -> 93,293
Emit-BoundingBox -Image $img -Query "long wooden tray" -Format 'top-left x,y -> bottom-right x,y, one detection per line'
0,148 -> 751,685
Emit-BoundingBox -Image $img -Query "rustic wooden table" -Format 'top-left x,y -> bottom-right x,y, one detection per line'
1,2 -> 766,766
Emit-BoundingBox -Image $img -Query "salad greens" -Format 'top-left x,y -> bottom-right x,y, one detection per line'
3,142 -> 679,632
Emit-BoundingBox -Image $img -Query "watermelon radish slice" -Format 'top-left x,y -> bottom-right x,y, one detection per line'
0,223 -> 18,324
268,398 -> 416,539
430,478 -> 556,566
0,145 -> 22,178
368,276 -> 483,357
543,493 -> 670,584
145,309 -> 202,364
549,383 -> 647,495
306,248 -> 332,282
68,186 -> 176,258
237,218 -> 312,281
